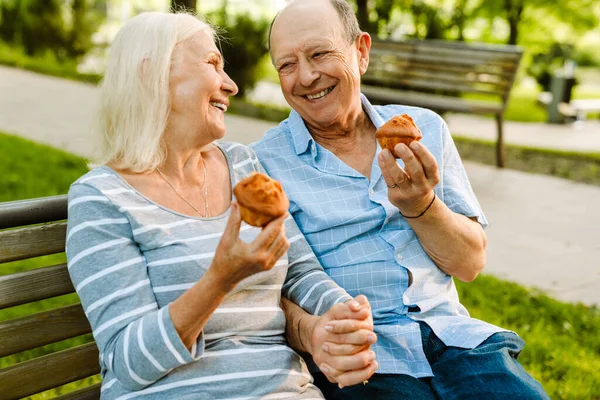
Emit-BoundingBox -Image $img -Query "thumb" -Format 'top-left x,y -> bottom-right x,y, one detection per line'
222,202 -> 242,242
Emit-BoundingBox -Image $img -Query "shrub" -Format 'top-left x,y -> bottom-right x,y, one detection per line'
208,10 -> 270,98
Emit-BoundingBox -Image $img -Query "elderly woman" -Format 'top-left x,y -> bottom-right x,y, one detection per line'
66,11 -> 376,399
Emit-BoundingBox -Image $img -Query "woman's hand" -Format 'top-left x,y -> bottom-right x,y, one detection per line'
209,202 -> 290,290
377,142 -> 439,217
307,295 -> 378,387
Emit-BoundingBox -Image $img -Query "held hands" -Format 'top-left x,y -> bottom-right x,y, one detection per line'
307,295 -> 378,388
377,142 -> 439,217
209,202 -> 290,290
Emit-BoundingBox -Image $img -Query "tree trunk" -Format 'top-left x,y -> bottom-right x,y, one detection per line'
504,0 -> 524,45
171,0 -> 197,13
356,0 -> 370,32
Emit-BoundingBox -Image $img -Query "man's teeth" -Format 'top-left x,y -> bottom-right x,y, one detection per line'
210,102 -> 227,111
306,86 -> 334,100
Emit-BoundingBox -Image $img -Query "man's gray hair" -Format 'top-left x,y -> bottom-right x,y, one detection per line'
268,0 -> 362,51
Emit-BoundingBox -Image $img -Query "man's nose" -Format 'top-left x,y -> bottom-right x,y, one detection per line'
298,59 -> 320,87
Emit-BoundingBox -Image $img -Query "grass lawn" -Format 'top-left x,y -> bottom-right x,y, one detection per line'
1,132 -> 599,399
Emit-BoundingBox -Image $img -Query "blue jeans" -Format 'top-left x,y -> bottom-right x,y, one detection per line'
312,322 -> 549,400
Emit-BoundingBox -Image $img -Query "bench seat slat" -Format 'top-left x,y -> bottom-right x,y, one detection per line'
0,195 -> 67,230
361,85 -> 503,114
0,342 -> 100,400
0,222 -> 67,263
0,263 -> 74,309
53,383 -> 101,400
0,303 -> 92,358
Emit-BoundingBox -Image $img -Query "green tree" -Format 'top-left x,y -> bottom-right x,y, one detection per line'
171,0 -> 196,12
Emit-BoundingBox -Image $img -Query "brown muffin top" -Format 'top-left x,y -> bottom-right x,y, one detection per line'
376,114 -> 423,141
233,172 -> 290,217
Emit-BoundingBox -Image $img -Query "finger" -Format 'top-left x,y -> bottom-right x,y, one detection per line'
322,329 -> 377,346
395,143 -> 426,184
377,149 -> 409,188
409,141 -> 440,184
336,361 -> 379,388
320,350 -> 376,378
322,341 -> 369,356
253,213 -> 287,250
324,319 -> 373,334
353,295 -> 371,310
270,234 -> 290,262
328,302 -> 371,322
222,202 -> 242,243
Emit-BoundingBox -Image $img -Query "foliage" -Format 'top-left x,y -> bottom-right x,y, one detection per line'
0,0 -> 102,62
208,9 -> 270,97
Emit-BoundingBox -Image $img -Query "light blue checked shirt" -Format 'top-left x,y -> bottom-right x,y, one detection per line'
250,94 -> 507,377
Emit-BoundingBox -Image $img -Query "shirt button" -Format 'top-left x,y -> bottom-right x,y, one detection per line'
369,188 -> 374,195
403,294 -> 410,304
395,250 -> 403,261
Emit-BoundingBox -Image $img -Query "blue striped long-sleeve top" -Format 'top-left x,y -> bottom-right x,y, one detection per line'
65,142 -> 351,399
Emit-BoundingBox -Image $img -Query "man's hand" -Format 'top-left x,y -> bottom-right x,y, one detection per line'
377,142 -> 439,217
305,295 -> 378,387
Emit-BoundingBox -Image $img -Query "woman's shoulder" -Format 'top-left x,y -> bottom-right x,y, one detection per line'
69,166 -> 129,198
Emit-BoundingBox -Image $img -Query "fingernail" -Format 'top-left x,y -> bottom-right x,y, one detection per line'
378,152 -> 384,161
324,324 -> 333,332
338,384 -> 344,389
322,344 -> 329,352
368,333 -> 377,343
349,300 -> 360,309
320,365 -> 329,374
368,351 -> 376,361
410,141 -> 420,151
395,144 -> 405,155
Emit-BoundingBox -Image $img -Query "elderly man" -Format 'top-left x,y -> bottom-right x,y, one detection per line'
251,0 -> 549,399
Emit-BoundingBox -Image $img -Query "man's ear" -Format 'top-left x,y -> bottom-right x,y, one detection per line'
356,32 -> 371,75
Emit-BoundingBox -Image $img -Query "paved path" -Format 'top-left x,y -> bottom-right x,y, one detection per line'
1,65 -> 599,306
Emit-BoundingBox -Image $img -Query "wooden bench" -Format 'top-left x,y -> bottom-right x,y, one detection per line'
0,195 -> 101,399
362,39 -> 523,168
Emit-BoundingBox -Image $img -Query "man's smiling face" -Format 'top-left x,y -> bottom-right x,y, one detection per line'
270,0 -> 368,132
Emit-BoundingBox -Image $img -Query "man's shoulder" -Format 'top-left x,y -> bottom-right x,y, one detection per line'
249,118 -> 294,156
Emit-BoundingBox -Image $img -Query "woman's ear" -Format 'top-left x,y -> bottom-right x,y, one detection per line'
356,32 -> 371,75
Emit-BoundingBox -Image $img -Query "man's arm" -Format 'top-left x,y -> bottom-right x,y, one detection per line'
378,141 -> 487,282
281,296 -> 378,387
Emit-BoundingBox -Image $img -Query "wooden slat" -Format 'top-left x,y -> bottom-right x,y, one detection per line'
367,63 -> 511,87
369,47 -> 519,69
54,383 -> 101,400
368,56 -> 515,78
0,195 -> 67,230
0,343 -> 100,400
372,39 -> 522,59
363,74 -> 503,97
0,222 -> 67,263
0,304 -> 91,358
362,85 -> 503,114
0,263 -> 74,309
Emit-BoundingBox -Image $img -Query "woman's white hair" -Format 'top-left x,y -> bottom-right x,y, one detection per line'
94,12 -> 215,172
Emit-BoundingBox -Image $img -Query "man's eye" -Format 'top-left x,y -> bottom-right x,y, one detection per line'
313,52 -> 326,58
279,63 -> 293,72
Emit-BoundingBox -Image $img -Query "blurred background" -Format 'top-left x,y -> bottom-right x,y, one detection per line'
0,1 -> 599,399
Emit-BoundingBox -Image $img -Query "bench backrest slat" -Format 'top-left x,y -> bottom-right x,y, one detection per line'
0,263 -> 74,309
0,196 -> 101,398
0,222 -> 67,263
0,342 -> 100,400
0,304 -> 91,358
364,39 -> 522,105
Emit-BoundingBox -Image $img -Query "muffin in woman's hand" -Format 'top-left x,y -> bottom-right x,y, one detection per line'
376,114 -> 423,158
233,172 -> 290,227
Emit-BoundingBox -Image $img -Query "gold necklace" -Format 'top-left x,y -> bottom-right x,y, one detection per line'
156,158 -> 209,217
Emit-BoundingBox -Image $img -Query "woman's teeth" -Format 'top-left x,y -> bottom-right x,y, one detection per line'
306,86 -> 334,100
210,102 -> 227,111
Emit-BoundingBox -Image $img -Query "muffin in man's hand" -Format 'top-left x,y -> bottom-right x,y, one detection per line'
376,114 -> 423,158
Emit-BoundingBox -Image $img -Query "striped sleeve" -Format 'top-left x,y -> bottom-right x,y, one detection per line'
248,155 -> 352,315
282,217 -> 352,315
66,183 -> 203,391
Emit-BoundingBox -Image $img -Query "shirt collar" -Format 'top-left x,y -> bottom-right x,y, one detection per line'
289,93 -> 386,156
